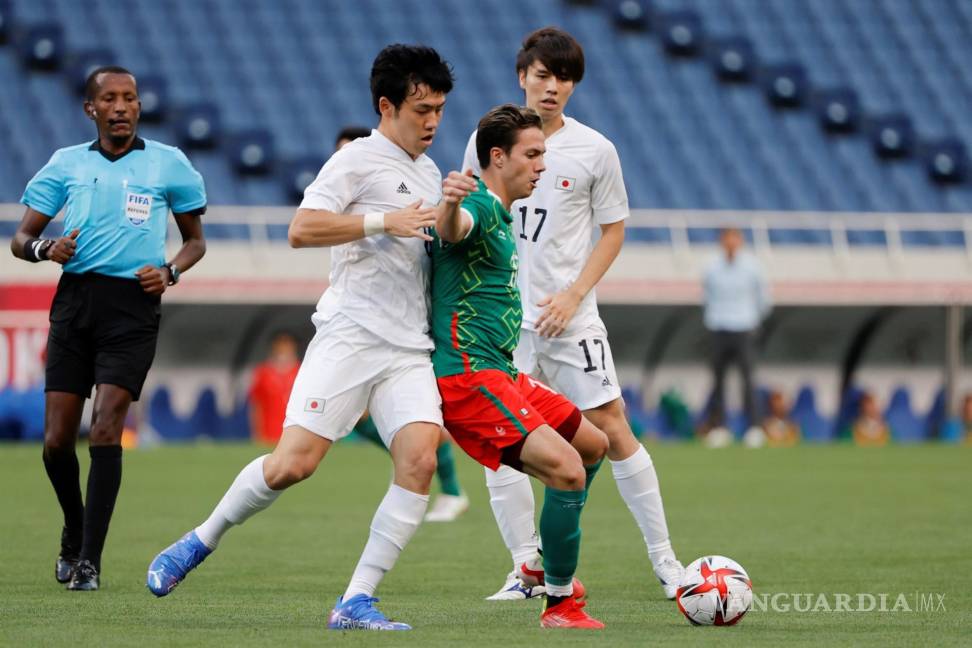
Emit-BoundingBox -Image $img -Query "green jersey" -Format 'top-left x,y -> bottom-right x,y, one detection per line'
430,179 -> 522,377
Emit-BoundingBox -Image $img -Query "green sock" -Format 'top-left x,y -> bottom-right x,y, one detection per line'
351,416 -> 385,451
584,459 -> 603,494
435,442 -> 462,496
539,487 -> 586,587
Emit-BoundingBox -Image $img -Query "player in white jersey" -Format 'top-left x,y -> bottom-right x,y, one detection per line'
462,27 -> 684,600
147,45 -> 455,631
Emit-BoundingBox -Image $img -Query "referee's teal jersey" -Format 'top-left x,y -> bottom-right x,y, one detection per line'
21,137 -> 206,279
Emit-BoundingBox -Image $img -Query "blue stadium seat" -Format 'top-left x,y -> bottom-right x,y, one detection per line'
869,114 -> 915,159
923,138 -> 968,184
0,0 -> 12,44
884,387 -> 924,443
228,129 -> 275,175
175,103 -> 221,150
20,22 -> 63,71
137,74 -> 168,123
280,154 -> 325,202
658,10 -> 704,57
761,62 -> 809,108
67,48 -> 115,96
789,386 -> 831,442
710,36 -> 756,83
814,87 -> 860,134
612,0 -> 651,31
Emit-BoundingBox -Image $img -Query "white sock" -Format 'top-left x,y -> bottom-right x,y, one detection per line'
194,455 -> 280,550
610,446 -> 677,567
484,465 -> 539,571
546,581 -> 574,598
343,484 -> 429,600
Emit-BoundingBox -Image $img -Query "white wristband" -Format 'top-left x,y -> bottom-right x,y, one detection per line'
363,212 -> 385,237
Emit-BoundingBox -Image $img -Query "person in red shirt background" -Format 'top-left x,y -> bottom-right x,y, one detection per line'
249,332 -> 301,445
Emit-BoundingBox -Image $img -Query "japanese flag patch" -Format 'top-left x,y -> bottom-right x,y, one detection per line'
555,176 -> 575,192
304,397 -> 325,413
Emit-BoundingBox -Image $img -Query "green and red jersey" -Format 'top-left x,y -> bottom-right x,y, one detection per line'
430,179 -> 522,377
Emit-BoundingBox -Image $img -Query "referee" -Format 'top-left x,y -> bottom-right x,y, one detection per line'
10,66 -> 207,590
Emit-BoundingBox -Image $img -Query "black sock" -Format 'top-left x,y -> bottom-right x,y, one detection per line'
547,595 -> 568,608
79,445 -> 123,572
42,446 -> 84,556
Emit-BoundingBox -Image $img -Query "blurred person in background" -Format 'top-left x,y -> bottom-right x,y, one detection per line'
960,393 -> 972,444
249,332 -> 301,445
702,227 -> 771,448
335,125 -> 372,151
850,391 -> 891,447
761,389 -> 800,447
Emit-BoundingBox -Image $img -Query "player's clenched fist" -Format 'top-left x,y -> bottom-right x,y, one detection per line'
47,229 -> 80,264
441,169 -> 477,205
135,265 -> 169,295
384,200 -> 436,241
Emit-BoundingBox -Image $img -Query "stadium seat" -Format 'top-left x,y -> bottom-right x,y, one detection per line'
658,10 -> 704,57
136,74 -> 168,123
228,129 -> 275,175
67,48 -> 116,96
175,103 -> 221,149
761,63 -> 809,108
710,36 -> 756,83
612,0 -> 651,31
0,0 -> 12,45
884,387 -> 925,442
814,88 -> 860,134
869,114 -> 915,159
790,386 -> 832,442
280,154 -> 326,202
922,138 -> 968,184
20,22 -> 64,71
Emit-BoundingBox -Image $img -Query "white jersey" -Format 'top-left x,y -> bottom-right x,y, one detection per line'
462,117 -> 628,337
301,129 -> 441,350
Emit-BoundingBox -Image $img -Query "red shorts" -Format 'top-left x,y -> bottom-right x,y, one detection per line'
437,369 -> 581,470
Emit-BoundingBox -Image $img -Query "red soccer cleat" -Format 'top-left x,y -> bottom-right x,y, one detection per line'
540,597 -> 605,629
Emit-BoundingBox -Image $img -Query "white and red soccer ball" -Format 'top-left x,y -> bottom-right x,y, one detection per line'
676,555 -> 753,626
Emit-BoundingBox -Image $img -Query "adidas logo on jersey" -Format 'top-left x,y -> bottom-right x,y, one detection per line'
396,182 -> 411,194
602,377 -> 612,387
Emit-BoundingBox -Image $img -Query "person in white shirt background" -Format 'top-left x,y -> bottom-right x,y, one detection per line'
702,227 -> 772,448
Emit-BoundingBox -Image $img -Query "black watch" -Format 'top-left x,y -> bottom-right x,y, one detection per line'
163,262 -> 180,286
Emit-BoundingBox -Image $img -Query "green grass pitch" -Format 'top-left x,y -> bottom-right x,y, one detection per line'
1,441 -> 969,646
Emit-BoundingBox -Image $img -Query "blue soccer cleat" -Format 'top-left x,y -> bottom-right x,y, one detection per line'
146,531 -> 212,597
326,594 -> 411,631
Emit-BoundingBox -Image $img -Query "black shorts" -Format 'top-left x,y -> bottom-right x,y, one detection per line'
45,272 -> 161,401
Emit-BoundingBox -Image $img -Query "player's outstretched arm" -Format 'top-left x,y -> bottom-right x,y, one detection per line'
289,202 -> 435,248
536,220 -> 625,337
435,170 -> 477,243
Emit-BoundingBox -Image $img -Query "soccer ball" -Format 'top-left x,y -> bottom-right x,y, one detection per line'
675,555 -> 753,626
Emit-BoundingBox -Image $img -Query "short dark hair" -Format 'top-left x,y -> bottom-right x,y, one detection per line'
516,27 -> 585,83
334,126 -> 371,149
476,104 -> 543,170
85,65 -> 135,101
370,44 -> 454,115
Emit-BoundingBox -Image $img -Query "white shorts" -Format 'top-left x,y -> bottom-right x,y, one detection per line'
513,321 -> 622,411
283,314 -> 442,447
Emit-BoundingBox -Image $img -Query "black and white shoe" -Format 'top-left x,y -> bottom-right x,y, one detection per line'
67,560 -> 100,591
